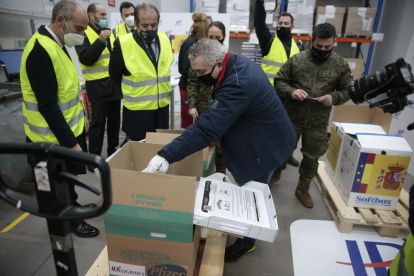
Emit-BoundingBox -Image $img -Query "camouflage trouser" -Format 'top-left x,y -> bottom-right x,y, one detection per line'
214,140 -> 226,173
280,121 -> 329,179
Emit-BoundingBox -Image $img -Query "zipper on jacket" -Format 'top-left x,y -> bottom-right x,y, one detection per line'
246,139 -> 260,164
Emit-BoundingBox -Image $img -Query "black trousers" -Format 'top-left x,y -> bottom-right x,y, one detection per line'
122,105 -> 169,141
89,99 -> 121,157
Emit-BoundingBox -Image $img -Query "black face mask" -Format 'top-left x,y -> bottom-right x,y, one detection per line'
276,27 -> 291,38
311,46 -> 333,62
197,64 -> 217,87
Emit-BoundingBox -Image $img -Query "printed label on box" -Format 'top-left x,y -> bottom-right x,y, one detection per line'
199,180 -> 269,227
109,261 -> 146,276
147,264 -> 188,276
325,5 -> 336,19
362,17 -> 373,32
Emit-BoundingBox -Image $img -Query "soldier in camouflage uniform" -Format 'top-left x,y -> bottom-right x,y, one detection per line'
187,21 -> 227,174
273,23 -> 353,208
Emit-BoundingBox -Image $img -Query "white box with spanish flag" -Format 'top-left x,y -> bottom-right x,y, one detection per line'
335,133 -> 412,210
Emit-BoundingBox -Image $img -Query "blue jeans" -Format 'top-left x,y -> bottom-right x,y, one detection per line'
242,169 -> 275,245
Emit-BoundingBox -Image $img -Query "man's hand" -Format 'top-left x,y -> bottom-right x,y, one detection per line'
143,155 -> 169,173
318,94 -> 333,106
71,144 -> 82,152
99,30 -> 111,43
189,108 -> 199,123
292,89 -> 308,101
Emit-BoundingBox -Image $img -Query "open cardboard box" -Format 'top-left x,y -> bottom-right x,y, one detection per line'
104,141 -> 202,275
147,131 -> 215,178
326,105 -> 392,183
193,174 -> 278,242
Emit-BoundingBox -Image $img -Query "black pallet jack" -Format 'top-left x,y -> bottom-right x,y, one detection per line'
0,142 -> 112,276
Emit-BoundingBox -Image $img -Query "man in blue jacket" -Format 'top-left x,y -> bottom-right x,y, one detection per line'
145,38 -> 296,262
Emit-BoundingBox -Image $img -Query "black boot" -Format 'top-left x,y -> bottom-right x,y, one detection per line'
287,156 -> 300,167
224,238 -> 256,262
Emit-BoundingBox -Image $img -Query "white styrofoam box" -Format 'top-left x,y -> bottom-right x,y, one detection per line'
325,122 -> 387,183
335,133 -> 412,210
227,0 -> 250,32
194,0 -> 220,13
194,173 -> 278,242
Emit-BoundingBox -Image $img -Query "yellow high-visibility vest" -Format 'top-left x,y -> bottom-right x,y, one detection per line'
119,32 -> 173,110
261,36 -> 300,86
21,32 -> 85,144
389,233 -> 414,276
112,23 -> 129,39
79,26 -> 110,81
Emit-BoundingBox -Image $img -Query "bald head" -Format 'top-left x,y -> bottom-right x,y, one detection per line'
48,0 -> 88,44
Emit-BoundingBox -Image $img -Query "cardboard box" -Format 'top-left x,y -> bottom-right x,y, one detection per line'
104,141 -> 203,275
325,105 -> 392,183
147,132 -> 215,178
106,227 -> 201,276
193,174 -> 278,242
325,122 -> 386,183
315,6 -> 346,35
344,58 -> 365,80
344,7 -> 377,37
335,133 -> 412,210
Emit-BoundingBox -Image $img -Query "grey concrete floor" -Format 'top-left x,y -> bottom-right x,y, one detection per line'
0,114 -> 413,276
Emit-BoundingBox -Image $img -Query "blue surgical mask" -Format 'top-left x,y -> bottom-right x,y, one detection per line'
138,28 -> 157,42
94,15 -> 107,29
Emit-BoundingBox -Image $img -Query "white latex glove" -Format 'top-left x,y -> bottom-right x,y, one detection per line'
142,155 -> 170,173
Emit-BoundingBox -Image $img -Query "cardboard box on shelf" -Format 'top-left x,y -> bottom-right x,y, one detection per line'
315,6 -> 346,35
344,7 -> 377,37
148,131 -> 216,178
193,174 -> 278,242
325,105 -> 392,183
344,58 -> 365,80
335,133 -> 411,211
104,141 -> 203,275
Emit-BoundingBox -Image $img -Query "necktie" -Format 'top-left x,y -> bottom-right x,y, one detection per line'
146,41 -> 156,63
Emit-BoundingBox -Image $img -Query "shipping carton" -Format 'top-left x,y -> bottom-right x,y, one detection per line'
147,132 -> 215,178
315,6 -> 346,35
344,58 -> 365,79
326,105 -> 392,183
193,174 -> 278,242
104,141 -> 203,275
335,133 -> 412,210
344,7 -> 377,37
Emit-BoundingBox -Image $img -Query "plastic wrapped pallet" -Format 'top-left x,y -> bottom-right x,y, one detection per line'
287,0 -> 316,35
194,0 -> 219,14
227,0 -> 250,33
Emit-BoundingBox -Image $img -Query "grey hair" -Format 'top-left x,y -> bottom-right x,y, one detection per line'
188,38 -> 227,67
135,3 -> 160,24
51,0 -> 79,23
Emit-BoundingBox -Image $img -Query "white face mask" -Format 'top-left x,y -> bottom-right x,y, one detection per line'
125,16 -> 135,28
61,18 -> 84,47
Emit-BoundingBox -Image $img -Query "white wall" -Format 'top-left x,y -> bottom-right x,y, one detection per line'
370,0 -> 414,72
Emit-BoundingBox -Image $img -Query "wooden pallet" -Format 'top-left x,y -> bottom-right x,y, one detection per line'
314,161 -> 410,238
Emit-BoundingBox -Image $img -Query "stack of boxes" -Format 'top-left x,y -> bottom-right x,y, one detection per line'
325,105 -> 412,211
104,141 -> 204,275
343,58 -> 365,80
314,6 -> 378,37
